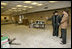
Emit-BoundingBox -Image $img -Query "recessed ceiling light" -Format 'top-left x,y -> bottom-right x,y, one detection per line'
12,8 -> 17,9
16,5 -> 23,7
1,2 -> 7,5
24,1 -> 32,4
31,2 -> 38,5
1,7 -> 4,8
49,1 -> 57,3
28,6 -> 33,8
23,6 -> 28,8
37,4 -> 43,6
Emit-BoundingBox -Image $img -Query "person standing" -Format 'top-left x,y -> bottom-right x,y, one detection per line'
59,14 -> 64,38
48,11 -> 61,37
60,10 -> 69,44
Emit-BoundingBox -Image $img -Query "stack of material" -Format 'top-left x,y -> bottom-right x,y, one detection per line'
1,36 -> 10,48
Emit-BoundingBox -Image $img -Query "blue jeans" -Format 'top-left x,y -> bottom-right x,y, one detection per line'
61,29 -> 67,44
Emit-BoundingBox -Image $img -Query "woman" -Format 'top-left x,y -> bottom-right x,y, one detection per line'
60,10 -> 69,44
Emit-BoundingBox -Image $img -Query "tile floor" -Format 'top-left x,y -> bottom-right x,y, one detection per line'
1,24 -> 71,48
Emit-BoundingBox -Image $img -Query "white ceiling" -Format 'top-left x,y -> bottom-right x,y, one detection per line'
1,1 -> 71,16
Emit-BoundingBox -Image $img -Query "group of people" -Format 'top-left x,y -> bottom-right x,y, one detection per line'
48,10 -> 69,44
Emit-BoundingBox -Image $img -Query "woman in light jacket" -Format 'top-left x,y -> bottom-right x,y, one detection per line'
60,10 -> 69,44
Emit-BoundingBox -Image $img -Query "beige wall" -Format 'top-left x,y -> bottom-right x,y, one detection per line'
1,15 -> 13,24
1,16 -> 11,21
23,7 -> 71,25
13,7 -> 71,26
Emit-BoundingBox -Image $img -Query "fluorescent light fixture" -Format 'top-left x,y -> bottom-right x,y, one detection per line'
16,5 -> 22,7
1,2 -> 7,5
28,6 -> 33,8
12,8 -> 16,9
23,6 -> 28,8
1,7 -> 4,8
24,1 -> 32,4
31,2 -> 38,5
37,4 -> 43,6
49,1 -> 57,3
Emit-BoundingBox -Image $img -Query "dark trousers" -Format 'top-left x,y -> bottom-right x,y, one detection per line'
61,29 -> 67,44
53,25 -> 59,37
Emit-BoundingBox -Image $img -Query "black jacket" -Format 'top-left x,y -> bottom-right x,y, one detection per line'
48,15 -> 61,26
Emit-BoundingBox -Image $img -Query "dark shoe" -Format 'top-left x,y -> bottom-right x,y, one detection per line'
53,35 -> 56,36
60,43 -> 66,45
53,34 -> 56,36
60,41 -> 66,44
60,37 -> 62,38
56,35 -> 58,37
